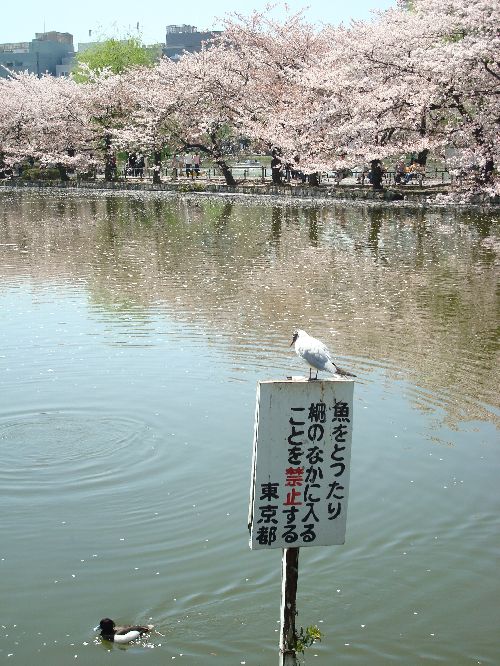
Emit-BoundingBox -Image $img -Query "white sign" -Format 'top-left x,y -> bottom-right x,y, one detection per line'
249,378 -> 354,550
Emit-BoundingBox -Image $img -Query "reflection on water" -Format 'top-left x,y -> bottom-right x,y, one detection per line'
1,190 -> 497,423
0,189 -> 498,665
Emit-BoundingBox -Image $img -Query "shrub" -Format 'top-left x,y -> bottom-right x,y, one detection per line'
21,167 -> 61,181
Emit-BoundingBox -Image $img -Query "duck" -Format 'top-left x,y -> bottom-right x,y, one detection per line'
97,617 -> 154,644
291,329 -> 356,380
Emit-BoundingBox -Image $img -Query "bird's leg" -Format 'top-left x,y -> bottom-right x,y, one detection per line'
308,368 -> 318,381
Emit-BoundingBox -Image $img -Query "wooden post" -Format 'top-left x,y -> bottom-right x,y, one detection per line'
279,547 -> 299,666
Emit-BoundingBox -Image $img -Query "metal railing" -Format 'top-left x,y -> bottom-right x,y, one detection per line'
108,164 -> 452,186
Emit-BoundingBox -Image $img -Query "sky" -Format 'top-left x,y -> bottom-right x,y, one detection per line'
1,0 -> 395,49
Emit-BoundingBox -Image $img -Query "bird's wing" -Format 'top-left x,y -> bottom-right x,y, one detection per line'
300,339 -> 336,372
116,625 -> 150,635
113,631 -> 141,644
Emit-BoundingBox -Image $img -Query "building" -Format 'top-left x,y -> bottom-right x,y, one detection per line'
0,32 -> 74,78
162,25 -> 221,60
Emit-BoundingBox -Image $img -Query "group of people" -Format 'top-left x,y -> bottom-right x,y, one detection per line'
123,151 -> 425,187
170,152 -> 202,179
394,158 -> 425,185
124,151 -> 203,179
355,158 -> 426,188
271,154 -> 308,184
125,153 -> 145,178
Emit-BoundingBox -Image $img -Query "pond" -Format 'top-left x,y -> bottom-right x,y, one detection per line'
0,189 -> 498,665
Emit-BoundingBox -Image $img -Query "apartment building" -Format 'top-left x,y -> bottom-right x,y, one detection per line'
0,31 -> 74,77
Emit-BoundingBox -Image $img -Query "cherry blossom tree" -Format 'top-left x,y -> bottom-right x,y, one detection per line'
110,63 -> 179,184
409,0 -> 499,189
0,0 -> 497,194
78,66 -> 139,180
106,42 -> 255,187
218,8 -> 332,181
218,1 -> 498,190
295,0 -> 499,188
0,71 -> 91,178
150,45 -> 255,187
0,73 -> 36,169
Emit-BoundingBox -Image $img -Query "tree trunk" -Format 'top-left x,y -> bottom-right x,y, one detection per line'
416,112 -> 429,168
272,168 -> 282,184
205,132 -> 237,187
416,149 -> 429,166
104,156 -> 115,181
482,158 -> 494,184
216,158 -> 236,188
103,134 -> 115,182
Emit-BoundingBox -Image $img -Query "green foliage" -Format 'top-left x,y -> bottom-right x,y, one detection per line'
21,167 -> 61,181
73,37 -> 158,81
177,183 -> 207,193
294,625 -> 323,655
76,171 -> 95,182
400,0 -> 415,10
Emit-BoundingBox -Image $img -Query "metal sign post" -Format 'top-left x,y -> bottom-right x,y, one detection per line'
248,377 -> 354,663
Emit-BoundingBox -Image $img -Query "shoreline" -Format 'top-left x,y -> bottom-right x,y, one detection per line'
0,178 -> 498,207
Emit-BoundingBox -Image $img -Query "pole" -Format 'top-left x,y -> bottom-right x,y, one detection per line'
279,547 -> 299,666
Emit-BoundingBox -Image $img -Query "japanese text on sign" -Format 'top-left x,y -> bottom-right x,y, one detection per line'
249,379 -> 354,550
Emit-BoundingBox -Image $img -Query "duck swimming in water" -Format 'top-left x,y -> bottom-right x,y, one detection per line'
97,618 -> 153,644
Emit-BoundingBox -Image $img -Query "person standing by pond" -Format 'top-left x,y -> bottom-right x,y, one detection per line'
369,159 -> 384,190
184,152 -> 193,179
271,154 -> 282,184
126,153 -> 137,177
193,152 -> 201,178
170,154 -> 180,180
394,158 -> 406,185
136,154 -> 145,179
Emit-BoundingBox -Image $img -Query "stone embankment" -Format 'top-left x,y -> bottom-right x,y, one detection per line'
1,178 -> 497,204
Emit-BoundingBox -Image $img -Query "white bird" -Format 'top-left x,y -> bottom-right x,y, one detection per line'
291,329 -> 356,380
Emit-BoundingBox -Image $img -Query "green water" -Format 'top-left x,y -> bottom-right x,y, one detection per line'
0,189 -> 498,665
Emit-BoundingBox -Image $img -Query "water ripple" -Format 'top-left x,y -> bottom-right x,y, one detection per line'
0,408 -> 160,500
